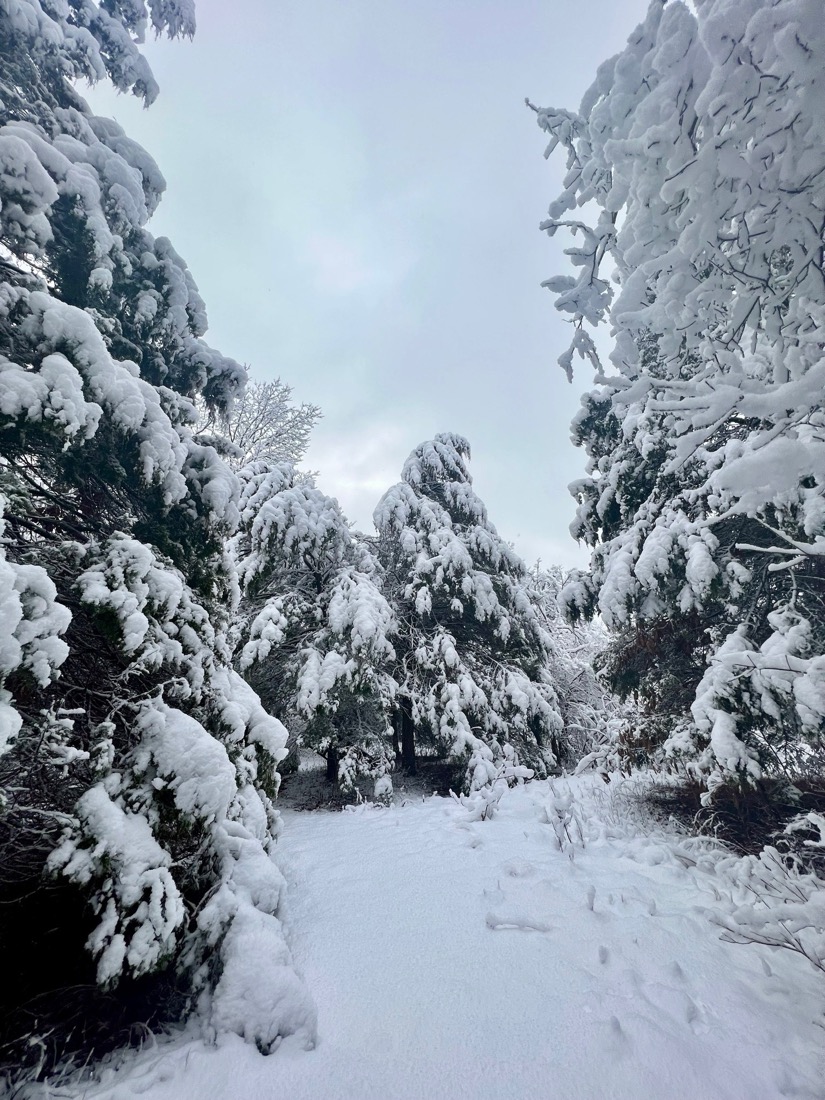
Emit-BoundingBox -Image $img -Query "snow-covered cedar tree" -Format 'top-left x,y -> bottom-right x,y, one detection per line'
527,564 -> 634,776
233,462 -> 397,797
534,0 -> 825,799
0,1 -> 314,1077
374,434 -> 563,792
198,377 -> 321,473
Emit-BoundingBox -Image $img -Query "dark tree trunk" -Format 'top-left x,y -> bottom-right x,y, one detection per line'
400,703 -> 416,774
326,746 -> 339,784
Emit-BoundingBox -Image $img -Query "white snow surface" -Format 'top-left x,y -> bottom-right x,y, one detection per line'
68,775 -> 824,1100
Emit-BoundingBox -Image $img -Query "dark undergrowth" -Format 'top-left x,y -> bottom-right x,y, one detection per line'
0,879 -> 190,1095
639,774 -> 825,859
278,753 -> 464,811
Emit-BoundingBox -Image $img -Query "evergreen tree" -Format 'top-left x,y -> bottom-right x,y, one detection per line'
535,0 -> 825,796
374,433 -> 562,791
234,462 -> 396,796
0,0 -> 314,1075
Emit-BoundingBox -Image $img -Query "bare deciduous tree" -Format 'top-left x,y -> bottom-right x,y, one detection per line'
202,378 -> 321,471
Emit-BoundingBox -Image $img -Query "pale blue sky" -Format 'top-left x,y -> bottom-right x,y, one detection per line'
87,0 -> 650,567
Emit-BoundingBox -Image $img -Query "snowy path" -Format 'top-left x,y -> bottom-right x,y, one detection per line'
80,778 -> 824,1100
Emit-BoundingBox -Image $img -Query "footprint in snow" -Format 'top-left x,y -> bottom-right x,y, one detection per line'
485,912 -> 554,933
482,885 -> 506,905
608,1015 -> 632,1055
501,859 -> 536,878
684,995 -> 708,1035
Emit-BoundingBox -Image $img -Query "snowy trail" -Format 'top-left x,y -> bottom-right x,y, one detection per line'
79,778 -> 824,1100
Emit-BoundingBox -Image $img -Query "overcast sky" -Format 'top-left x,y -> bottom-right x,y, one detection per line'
86,0 -> 649,568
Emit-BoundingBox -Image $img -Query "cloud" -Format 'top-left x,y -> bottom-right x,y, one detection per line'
303,228 -> 417,296
305,233 -> 375,293
305,420 -> 410,532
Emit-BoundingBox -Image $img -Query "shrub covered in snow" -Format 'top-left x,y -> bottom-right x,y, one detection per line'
715,812 -> 825,977
0,0 -> 314,1078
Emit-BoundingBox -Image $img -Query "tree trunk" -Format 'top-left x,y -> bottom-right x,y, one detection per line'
400,704 -> 416,774
326,745 -> 339,784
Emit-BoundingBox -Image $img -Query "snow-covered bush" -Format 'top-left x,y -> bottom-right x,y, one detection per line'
374,433 -> 563,791
535,0 -> 825,795
716,813 -> 825,977
234,461 -> 397,793
0,0 -> 313,1077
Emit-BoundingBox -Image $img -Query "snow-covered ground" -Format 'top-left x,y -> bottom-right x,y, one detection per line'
67,776 -> 824,1100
